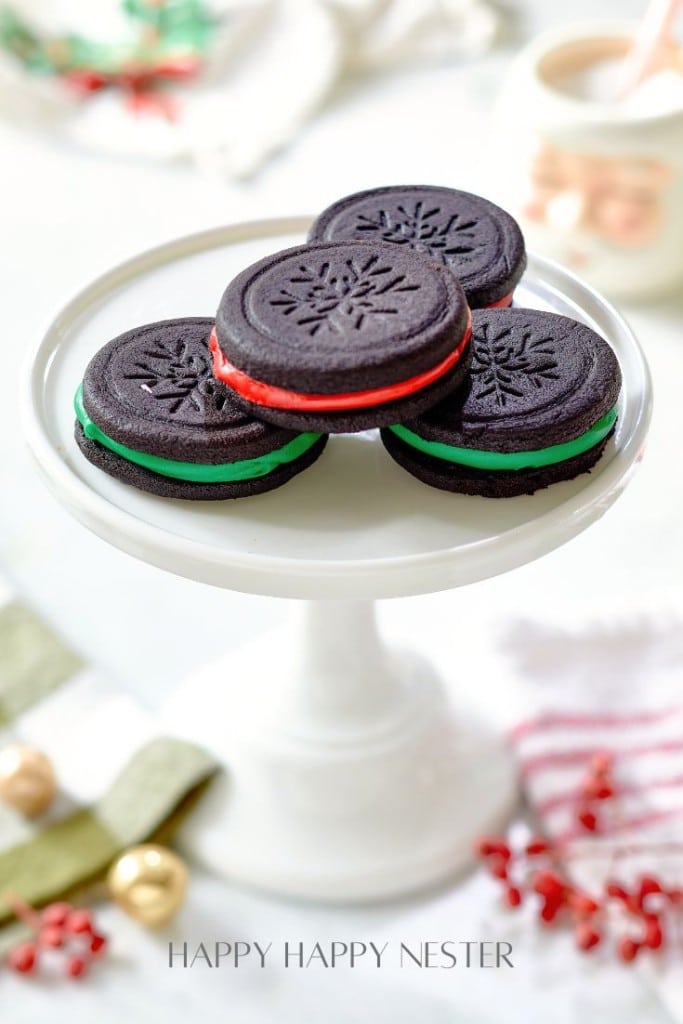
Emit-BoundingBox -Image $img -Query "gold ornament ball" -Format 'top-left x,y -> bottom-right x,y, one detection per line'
0,744 -> 57,817
107,844 -> 187,926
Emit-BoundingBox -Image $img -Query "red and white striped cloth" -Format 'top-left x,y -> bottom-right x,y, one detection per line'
512,703 -> 683,845
501,589 -> 683,854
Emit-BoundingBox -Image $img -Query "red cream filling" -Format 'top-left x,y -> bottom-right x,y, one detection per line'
487,292 -> 514,309
209,313 -> 472,413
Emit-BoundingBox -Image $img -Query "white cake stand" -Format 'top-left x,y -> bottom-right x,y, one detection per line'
22,218 -> 651,902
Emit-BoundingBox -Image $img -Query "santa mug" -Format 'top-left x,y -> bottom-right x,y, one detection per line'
494,23 -> 683,299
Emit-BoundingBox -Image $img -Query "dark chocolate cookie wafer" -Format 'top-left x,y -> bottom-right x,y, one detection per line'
211,240 -> 472,433
308,186 -> 527,309
380,308 -> 621,497
74,318 -> 327,500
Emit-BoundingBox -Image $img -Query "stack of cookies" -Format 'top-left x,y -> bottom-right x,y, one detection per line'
75,186 -> 622,501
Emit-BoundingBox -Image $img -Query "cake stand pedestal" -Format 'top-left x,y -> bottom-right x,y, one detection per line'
167,599 -> 512,901
22,218 -> 651,902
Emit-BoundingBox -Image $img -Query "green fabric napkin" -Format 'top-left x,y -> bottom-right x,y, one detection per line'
0,594 -> 218,943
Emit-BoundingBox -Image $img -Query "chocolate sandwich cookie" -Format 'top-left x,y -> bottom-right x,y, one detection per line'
211,240 -> 472,434
381,308 -> 621,498
308,185 -> 526,309
74,318 -> 327,500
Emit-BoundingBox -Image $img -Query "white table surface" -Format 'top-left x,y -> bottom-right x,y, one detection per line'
1,0 -> 682,1019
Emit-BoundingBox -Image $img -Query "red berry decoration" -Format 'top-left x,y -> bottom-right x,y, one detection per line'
638,876 -> 663,907
42,901 -> 72,927
489,856 -> 509,881
595,782 -> 615,800
8,942 -> 37,974
504,886 -> 522,908
540,888 -> 565,929
90,934 -> 107,955
475,838 -> 496,858
568,892 -> 599,917
643,916 -> 664,951
3,895 -> 106,981
539,900 -> 562,924
525,837 -> 549,857
532,870 -> 564,898
475,837 -> 511,861
39,925 -> 65,949
619,937 -> 641,963
577,807 -> 598,832
575,923 -> 601,952
575,751 -> 619,832
67,909 -> 94,935
606,881 -> 630,902
66,956 -> 88,979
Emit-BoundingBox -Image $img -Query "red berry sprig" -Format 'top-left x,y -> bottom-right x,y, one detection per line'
576,752 -> 616,834
476,835 -> 680,962
475,749 -> 683,963
3,893 -> 107,980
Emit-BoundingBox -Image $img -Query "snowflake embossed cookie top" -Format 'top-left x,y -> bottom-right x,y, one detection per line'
381,308 -> 622,498
266,253 -> 421,339
211,240 -> 473,434
467,319 -> 563,414
74,318 -> 327,501
308,186 -> 527,309
109,326 -> 245,427
353,203 -> 478,265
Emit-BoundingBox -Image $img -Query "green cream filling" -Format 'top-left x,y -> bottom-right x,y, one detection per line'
388,407 -> 618,472
75,385 -> 322,484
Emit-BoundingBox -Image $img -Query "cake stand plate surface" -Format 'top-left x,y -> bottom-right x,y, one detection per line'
22,219 -> 651,902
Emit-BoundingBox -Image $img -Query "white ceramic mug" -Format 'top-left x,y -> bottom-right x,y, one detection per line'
493,22 -> 683,299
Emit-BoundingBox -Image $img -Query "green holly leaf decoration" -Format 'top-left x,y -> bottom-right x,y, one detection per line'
0,0 -> 216,78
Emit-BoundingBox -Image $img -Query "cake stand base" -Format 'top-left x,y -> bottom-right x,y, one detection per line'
167,600 -> 517,903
